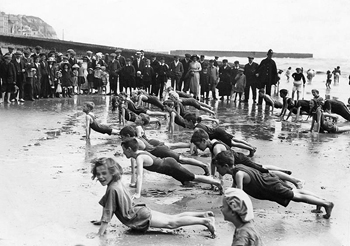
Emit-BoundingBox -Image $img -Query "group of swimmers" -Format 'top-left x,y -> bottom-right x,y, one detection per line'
81,84 -> 346,245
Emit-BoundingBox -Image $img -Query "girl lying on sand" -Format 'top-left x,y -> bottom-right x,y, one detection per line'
87,157 -> 217,239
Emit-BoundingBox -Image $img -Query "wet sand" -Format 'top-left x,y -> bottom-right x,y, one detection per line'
1,76 -> 350,246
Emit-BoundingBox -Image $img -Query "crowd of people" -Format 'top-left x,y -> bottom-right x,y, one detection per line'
2,44 -> 348,245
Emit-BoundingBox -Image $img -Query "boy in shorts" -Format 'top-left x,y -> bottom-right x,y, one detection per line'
291,68 -> 306,101
213,150 -> 334,219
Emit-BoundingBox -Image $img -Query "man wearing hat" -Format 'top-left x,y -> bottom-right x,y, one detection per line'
39,53 -> 51,98
255,49 -> 278,105
115,49 -> 126,67
244,56 -> 259,103
222,188 -> 263,245
1,54 -> 16,103
214,56 -> 219,67
68,51 -> 78,67
7,46 -> 15,58
180,53 -> 191,91
169,55 -> 184,90
108,53 -> 122,95
11,51 -> 26,102
33,46 -> 42,61
132,52 -> 145,88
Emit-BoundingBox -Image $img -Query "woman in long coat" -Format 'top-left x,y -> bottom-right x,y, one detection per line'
188,55 -> 202,100
217,59 -> 232,100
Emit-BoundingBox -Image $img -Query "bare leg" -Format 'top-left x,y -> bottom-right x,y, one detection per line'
199,106 -> 215,115
292,190 -> 334,219
130,158 -> 136,187
167,142 -> 191,149
179,155 -> 210,175
198,101 -> 212,109
150,210 -> 216,238
269,170 -> 304,189
146,110 -> 168,120
176,211 -> 214,218
230,140 -> 256,156
336,126 -> 350,133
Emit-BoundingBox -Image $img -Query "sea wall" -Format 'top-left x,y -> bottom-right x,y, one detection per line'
170,50 -> 313,59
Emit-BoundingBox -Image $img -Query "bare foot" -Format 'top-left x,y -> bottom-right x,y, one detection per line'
203,166 -> 210,176
248,148 -> 257,157
311,205 -> 323,213
204,211 -> 215,217
295,180 -> 305,189
204,216 -> 216,238
323,202 -> 334,219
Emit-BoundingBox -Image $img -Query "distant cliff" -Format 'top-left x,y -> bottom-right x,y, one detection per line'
0,11 -> 57,39
170,50 -> 313,59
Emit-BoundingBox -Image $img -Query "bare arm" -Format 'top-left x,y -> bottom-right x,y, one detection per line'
135,125 -> 144,138
133,156 -> 144,199
235,171 -> 244,189
137,95 -> 146,107
85,115 -> 91,139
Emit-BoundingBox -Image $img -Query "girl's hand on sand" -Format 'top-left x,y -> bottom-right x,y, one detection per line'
132,193 -> 141,200
86,232 -> 99,239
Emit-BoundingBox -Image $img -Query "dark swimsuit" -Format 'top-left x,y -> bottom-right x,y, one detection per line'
119,106 -> 137,122
209,140 -> 268,173
139,137 -> 180,160
324,99 -> 350,121
143,95 -> 164,111
127,100 -> 147,115
195,123 -> 233,147
89,114 -> 113,135
181,98 -> 201,109
136,151 -> 195,184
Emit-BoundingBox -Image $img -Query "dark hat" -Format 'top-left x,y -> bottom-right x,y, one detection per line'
173,55 -> 179,58
3,54 -> 11,59
14,51 -> 23,56
140,50 -> 144,53
191,54 -> 199,60
296,67 -> 301,71
185,53 -> 191,58
35,46 -> 42,50
160,57 -> 165,61
215,56 -> 219,59
267,49 -> 274,55
126,58 -> 131,62
200,55 -> 205,58
248,56 -> 254,59
39,52 -> 47,57
209,59 -> 215,63
151,55 -> 156,58
8,46 -> 14,50
234,60 -> 239,64
23,50 -> 30,55
222,59 -> 228,63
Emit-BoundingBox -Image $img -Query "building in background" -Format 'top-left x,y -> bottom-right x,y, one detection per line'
0,11 -> 57,39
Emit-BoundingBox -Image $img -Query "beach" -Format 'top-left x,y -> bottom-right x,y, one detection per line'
0,73 -> 350,246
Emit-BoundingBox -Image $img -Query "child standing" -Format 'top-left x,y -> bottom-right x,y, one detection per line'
61,63 -> 73,98
142,59 -> 154,94
72,64 -> 79,95
233,68 -> 246,102
94,64 -> 103,94
291,67 -> 306,100
326,71 -> 332,89
101,66 -> 109,95
77,61 -> 86,95
87,68 -> 94,94
87,157 -> 216,239
222,188 -> 263,246
200,62 -> 210,99
285,67 -> 292,82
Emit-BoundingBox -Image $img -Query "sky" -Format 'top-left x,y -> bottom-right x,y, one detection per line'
1,0 -> 350,58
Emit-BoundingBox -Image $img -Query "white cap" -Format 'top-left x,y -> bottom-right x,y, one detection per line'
224,188 -> 254,222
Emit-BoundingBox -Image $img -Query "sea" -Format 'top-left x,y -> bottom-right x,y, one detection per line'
218,56 -> 350,103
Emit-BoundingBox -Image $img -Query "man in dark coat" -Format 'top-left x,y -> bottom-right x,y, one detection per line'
169,55 -> 184,90
180,53 -> 191,92
150,55 -> 160,94
108,53 -> 122,95
132,52 -> 145,88
12,51 -> 26,102
243,56 -> 259,103
39,53 -> 50,98
255,49 -> 278,105
1,54 -> 16,103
